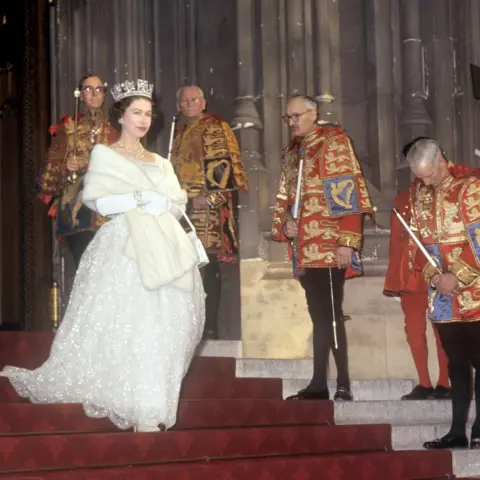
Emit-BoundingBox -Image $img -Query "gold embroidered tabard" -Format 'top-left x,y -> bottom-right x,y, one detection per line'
38,111 -> 119,238
410,174 -> 480,322
172,114 -> 248,257
271,124 -> 372,279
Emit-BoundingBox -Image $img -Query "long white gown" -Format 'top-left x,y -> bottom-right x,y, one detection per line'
1,155 -> 205,431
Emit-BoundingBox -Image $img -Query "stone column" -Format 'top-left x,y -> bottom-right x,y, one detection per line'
231,0 -> 263,260
398,0 -> 433,188
366,0 -> 397,205
314,0 -> 340,123
430,0 -> 455,159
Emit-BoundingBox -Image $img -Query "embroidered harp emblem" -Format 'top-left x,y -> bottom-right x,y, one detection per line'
203,156 -> 236,192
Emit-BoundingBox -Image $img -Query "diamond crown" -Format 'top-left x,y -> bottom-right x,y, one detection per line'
110,79 -> 154,102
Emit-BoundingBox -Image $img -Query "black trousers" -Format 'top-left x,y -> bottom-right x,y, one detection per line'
201,253 -> 222,336
434,321 -> 480,438
65,231 -> 96,268
299,267 -> 350,392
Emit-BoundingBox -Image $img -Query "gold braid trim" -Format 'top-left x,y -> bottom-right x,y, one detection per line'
422,263 -> 438,284
450,258 -> 479,286
337,231 -> 362,250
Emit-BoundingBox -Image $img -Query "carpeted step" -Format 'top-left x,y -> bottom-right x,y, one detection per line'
0,334 -> 241,366
2,449 -> 453,480
0,399 -> 333,433
0,332 -> 53,370
0,337 -> 236,376
0,372 -> 283,403
180,373 -> 283,399
0,424 -> 392,472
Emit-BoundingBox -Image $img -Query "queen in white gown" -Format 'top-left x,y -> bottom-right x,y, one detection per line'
0,80 -> 205,432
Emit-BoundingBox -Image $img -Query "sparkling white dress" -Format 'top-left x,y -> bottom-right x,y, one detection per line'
1,156 -> 205,431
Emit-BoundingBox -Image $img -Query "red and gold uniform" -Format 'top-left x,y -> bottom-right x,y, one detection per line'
38,112 -> 118,238
271,124 -> 372,398
385,163 -> 480,297
172,114 -> 248,259
411,173 -> 480,322
409,166 -> 480,445
271,125 -> 373,277
384,189 -> 428,296
384,189 -> 449,391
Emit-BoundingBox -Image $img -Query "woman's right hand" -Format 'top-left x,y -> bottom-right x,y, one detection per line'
141,191 -> 171,216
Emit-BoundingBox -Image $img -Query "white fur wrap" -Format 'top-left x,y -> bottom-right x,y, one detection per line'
83,144 -> 198,291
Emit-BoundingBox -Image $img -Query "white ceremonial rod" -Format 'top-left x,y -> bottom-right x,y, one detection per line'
329,267 -> 338,350
393,207 -> 441,272
167,115 -> 176,162
292,157 -> 304,219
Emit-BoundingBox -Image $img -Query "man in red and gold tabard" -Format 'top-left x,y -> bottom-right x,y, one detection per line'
38,74 -> 118,267
384,139 -> 480,401
272,95 -> 373,401
406,138 -> 480,450
172,85 -> 248,339
384,186 -> 450,400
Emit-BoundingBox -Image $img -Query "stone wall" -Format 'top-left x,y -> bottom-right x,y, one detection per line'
241,261 -> 440,381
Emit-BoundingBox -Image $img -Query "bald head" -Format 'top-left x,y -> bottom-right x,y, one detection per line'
406,138 -> 448,187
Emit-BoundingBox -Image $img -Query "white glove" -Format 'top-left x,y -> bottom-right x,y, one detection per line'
94,191 -> 170,216
140,190 -> 171,216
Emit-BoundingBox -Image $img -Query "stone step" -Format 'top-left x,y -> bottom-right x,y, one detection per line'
196,340 -> 242,357
362,226 -> 390,263
452,450 -> 480,478
237,359 -> 313,379
334,399 -> 476,425
237,359 -> 424,400
392,423 -> 473,450
280,378 -> 416,401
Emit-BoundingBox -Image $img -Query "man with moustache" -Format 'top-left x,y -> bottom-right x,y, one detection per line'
38,74 -> 118,267
172,85 -> 248,339
405,138 -> 480,450
272,95 -> 373,401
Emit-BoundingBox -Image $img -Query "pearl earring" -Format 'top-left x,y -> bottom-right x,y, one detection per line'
119,118 -> 124,124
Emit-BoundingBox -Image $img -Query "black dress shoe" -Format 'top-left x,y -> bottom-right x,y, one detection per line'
434,385 -> 451,399
423,434 -> 469,450
401,385 -> 435,400
471,437 -> 480,449
286,389 -> 329,401
333,387 -> 353,401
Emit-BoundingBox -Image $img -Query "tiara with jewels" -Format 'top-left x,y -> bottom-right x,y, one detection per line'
110,79 -> 154,102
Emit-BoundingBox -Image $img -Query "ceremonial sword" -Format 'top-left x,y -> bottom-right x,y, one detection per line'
392,207 -> 442,274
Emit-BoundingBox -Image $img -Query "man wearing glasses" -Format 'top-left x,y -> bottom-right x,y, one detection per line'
38,74 -> 118,267
272,95 -> 373,401
172,85 -> 248,339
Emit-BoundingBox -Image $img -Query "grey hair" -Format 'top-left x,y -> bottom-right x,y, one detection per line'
289,94 -> 317,111
406,138 -> 442,169
176,85 -> 205,102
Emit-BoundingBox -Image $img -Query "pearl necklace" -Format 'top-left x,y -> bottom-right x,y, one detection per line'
117,140 -> 145,160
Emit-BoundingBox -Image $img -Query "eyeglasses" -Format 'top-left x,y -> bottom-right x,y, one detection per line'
82,86 -> 106,95
179,97 -> 202,104
282,109 -> 314,124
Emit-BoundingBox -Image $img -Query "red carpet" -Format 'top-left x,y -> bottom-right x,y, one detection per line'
0,333 -> 457,479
